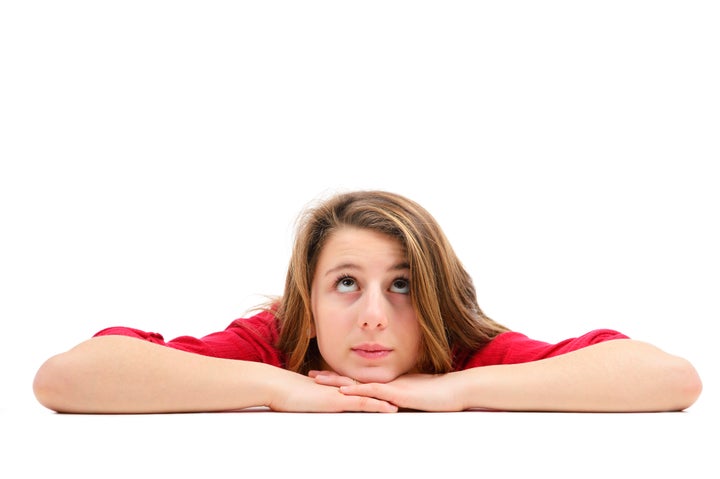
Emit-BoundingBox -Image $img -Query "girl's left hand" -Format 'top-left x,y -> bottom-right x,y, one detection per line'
309,370 -> 466,412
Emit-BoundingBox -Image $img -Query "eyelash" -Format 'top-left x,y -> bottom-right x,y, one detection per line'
333,274 -> 410,289
334,274 -> 355,287
394,276 -> 410,288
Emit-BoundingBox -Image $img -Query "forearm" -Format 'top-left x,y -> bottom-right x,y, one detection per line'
33,335 -> 287,413
455,339 -> 702,412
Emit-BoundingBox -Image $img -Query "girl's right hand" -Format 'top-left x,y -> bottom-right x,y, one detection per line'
266,370 -> 398,413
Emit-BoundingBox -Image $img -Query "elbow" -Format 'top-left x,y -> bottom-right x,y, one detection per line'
664,356 -> 703,411
33,354 -> 76,413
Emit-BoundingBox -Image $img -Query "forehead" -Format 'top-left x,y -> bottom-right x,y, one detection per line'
318,227 -> 406,265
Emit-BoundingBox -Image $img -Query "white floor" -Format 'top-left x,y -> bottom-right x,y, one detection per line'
3,392 -> 717,478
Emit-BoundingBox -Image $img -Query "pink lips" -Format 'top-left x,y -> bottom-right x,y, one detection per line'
352,344 -> 392,359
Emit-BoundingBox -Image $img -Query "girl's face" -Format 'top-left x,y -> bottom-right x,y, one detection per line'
310,227 -> 422,383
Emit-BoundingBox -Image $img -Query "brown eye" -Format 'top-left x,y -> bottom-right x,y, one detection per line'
335,276 -> 358,293
390,278 -> 410,294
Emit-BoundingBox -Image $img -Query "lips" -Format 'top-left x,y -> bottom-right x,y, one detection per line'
352,343 -> 392,359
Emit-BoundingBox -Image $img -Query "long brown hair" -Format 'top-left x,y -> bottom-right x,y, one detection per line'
274,190 -> 508,374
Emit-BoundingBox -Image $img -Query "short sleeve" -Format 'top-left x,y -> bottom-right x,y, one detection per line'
93,310 -> 285,367
457,329 -> 630,370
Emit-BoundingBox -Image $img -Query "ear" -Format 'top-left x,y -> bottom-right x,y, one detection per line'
308,323 -> 316,339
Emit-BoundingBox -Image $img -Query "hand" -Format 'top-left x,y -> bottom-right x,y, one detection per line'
267,370 -> 398,413
310,370 -> 466,412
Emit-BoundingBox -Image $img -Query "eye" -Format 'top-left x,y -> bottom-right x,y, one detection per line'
390,277 -> 410,294
335,275 -> 358,293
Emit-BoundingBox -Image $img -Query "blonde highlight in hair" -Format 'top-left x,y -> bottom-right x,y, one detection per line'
273,190 -> 508,374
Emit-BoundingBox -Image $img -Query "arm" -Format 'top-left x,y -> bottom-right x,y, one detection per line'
325,339 -> 702,412
33,335 -> 397,413
454,339 -> 702,412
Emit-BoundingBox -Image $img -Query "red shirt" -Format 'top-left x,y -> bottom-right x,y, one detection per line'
94,310 -> 629,370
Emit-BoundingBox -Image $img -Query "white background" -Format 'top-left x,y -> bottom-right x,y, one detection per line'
1,1 -> 718,476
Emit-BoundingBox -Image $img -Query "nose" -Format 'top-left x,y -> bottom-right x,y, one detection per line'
357,287 -> 389,330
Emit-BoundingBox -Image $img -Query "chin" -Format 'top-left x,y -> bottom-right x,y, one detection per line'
355,369 -> 400,384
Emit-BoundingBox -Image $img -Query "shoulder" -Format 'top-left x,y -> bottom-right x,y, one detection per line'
93,309 -> 283,365
224,309 -> 280,340
456,328 -> 629,369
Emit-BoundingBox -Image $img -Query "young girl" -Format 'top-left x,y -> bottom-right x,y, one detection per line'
33,190 -> 702,413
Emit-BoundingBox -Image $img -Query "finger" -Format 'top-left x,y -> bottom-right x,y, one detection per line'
313,373 -> 357,387
340,383 -> 399,405
308,370 -> 339,378
308,370 -> 343,380
339,384 -> 370,394
343,394 -> 398,413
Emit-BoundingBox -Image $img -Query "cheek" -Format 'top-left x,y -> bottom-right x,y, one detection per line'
311,294 -> 345,334
409,317 -> 423,343
400,311 -> 423,347
310,284 -> 328,330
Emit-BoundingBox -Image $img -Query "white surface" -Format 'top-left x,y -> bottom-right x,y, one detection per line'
2,405 -> 718,478
1,2 -> 718,476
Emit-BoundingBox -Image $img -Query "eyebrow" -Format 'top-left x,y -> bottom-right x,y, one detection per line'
323,262 -> 410,277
